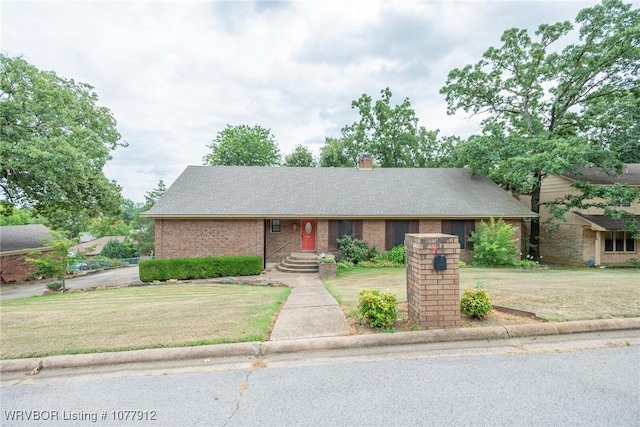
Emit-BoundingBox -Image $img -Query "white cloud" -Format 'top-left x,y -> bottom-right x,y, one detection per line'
1,0 -> 602,202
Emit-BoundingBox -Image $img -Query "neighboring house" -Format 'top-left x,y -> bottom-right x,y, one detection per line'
537,164 -> 640,266
142,158 -> 536,267
0,224 -> 52,283
71,236 -> 126,258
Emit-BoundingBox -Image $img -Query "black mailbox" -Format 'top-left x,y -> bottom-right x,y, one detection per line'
434,254 -> 447,271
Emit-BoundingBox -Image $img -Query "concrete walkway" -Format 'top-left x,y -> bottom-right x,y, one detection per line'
266,270 -> 351,340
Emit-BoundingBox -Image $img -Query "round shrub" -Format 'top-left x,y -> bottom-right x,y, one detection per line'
337,235 -> 372,264
460,283 -> 492,319
358,288 -> 397,329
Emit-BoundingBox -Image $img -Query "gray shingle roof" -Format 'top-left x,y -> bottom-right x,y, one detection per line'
143,166 -> 536,218
0,224 -> 52,253
574,213 -> 640,231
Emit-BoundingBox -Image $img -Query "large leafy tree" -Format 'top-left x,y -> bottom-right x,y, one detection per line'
339,87 -> 454,168
581,87 -> 640,163
440,0 -> 640,259
283,144 -> 316,167
342,87 -> 421,167
203,124 -> 281,166
0,56 -> 125,228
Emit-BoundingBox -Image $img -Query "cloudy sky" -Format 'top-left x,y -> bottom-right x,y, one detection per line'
2,0 -> 603,203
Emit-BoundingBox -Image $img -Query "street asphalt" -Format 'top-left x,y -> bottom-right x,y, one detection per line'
1,267 -> 639,373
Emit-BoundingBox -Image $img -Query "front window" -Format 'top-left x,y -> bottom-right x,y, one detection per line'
605,231 -> 635,252
385,220 -> 419,250
328,220 -> 363,251
271,219 -> 281,233
442,220 -> 475,250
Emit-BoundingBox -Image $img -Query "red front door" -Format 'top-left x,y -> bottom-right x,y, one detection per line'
301,219 -> 316,251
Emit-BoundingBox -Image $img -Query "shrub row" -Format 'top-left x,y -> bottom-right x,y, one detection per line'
139,256 -> 263,282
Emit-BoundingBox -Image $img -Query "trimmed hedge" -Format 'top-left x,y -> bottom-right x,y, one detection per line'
139,256 -> 263,282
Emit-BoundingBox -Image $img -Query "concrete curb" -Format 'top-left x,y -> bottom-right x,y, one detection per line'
2,318 -> 639,373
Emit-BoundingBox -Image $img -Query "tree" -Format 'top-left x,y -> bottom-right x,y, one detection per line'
100,238 -> 138,259
0,205 -> 43,226
120,199 -> 142,226
26,231 -> 78,292
342,87 -> 420,167
87,215 -> 131,238
202,124 -> 281,166
319,137 -> 354,167
131,180 -> 166,255
0,56 -> 125,227
440,0 -> 640,259
581,87 -> 640,163
339,87 -> 454,168
283,144 -> 316,167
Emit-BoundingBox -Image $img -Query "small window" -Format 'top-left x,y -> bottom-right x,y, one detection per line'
271,219 -> 281,233
605,231 -> 636,252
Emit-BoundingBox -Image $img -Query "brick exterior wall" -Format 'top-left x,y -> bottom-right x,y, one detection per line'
418,220 -> 441,233
316,220 -> 329,255
600,248 -> 639,264
542,225 -> 638,266
265,219 -> 300,263
540,224 -> 586,265
405,233 -> 461,329
153,217 -> 527,267
155,219 -> 264,260
1,250 -> 51,283
363,220 -> 385,251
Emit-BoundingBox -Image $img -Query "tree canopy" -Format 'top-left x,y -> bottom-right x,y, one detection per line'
319,137 -> 353,167
441,0 -> 640,258
0,55 -> 125,229
283,144 -> 316,167
203,124 -> 281,166
335,87 -> 454,168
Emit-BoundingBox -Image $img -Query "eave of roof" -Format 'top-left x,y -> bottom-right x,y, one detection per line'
574,212 -> 640,231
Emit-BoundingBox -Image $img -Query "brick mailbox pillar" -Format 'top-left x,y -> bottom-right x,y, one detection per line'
405,233 -> 461,329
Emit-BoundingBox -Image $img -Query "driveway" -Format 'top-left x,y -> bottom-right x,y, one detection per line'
0,265 -> 140,300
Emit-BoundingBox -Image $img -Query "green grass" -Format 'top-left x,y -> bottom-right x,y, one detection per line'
1,284 -> 290,359
324,266 -> 640,321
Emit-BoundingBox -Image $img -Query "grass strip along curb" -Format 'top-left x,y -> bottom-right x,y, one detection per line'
2,318 -> 639,373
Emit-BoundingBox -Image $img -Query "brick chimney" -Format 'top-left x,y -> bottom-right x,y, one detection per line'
357,153 -> 373,170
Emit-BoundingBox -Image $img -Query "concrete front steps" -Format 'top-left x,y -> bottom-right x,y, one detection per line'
277,252 -> 319,273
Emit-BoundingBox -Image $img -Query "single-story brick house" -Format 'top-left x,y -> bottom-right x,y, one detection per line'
535,164 -> 640,266
0,224 -> 52,283
142,158 -> 536,267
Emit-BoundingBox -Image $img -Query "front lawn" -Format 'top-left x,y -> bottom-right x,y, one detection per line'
0,284 -> 290,359
323,267 -> 640,322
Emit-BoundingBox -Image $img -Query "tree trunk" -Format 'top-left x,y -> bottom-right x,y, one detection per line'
528,173 -> 542,261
